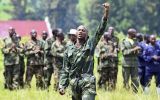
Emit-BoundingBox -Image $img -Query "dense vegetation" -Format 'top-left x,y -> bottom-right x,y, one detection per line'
0,0 -> 160,34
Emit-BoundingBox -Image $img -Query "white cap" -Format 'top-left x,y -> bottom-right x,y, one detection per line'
68,29 -> 77,35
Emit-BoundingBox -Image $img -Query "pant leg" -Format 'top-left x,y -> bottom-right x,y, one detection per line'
25,66 -> 34,88
19,60 -> 25,88
53,66 -> 59,91
131,67 -> 139,93
108,67 -> 118,91
97,67 -> 107,89
81,75 -> 96,100
155,71 -> 160,88
35,65 -> 44,89
82,93 -> 95,100
71,89 -> 82,100
145,67 -> 153,87
12,64 -> 20,89
138,66 -> 145,87
97,71 -> 103,88
43,63 -> 53,89
122,67 -> 131,90
4,65 -> 13,90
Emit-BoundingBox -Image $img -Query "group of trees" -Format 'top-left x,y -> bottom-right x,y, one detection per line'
0,0 -> 160,35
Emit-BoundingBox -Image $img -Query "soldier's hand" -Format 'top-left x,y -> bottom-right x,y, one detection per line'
11,43 -> 16,49
152,55 -> 158,60
133,46 -> 141,51
102,2 -> 110,19
59,88 -> 65,95
102,2 -> 110,10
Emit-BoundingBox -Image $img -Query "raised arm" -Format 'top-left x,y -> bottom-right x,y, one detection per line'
92,3 -> 110,48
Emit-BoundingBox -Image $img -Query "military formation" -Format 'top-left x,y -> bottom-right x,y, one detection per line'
1,2 -> 160,100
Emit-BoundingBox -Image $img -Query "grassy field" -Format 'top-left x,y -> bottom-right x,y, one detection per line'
0,36 -> 159,100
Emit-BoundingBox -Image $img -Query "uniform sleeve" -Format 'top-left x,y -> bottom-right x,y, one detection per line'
121,41 -> 134,56
24,43 -> 35,56
92,18 -> 108,49
51,44 -> 64,57
116,37 -> 120,52
59,49 -> 69,89
1,46 -> 11,54
137,43 -> 144,59
143,48 -> 153,62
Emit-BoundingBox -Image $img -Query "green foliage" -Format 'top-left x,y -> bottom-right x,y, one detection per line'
77,0 -> 160,34
0,0 -> 160,34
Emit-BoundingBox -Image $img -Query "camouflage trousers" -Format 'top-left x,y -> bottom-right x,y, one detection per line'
53,65 -> 61,91
4,64 -> 20,90
25,65 -> 44,89
70,74 -> 96,100
19,60 -> 25,88
97,67 -> 118,91
43,63 -> 54,89
122,67 -> 139,93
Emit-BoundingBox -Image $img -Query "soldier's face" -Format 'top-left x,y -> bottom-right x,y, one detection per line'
42,34 -> 48,40
131,32 -> 136,39
9,29 -> 16,37
31,32 -> 37,39
108,27 -> 114,35
150,36 -> 156,44
69,34 -> 77,41
58,36 -> 64,41
77,25 -> 88,40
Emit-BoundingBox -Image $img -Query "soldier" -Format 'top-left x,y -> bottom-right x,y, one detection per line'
42,31 -> 48,41
43,29 -> 58,89
41,31 -> 48,51
143,35 -> 160,94
59,2 -> 110,100
25,30 -> 44,89
121,28 -> 140,93
136,33 -> 149,90
16,34 -> 25,88
2,27 -> 22,90
108,26 -> 119,90
51,29 -> 66,91
66,29 -> 77,46
97,32 -> 118,91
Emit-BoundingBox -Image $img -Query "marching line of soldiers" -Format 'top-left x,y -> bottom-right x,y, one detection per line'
1,2 -> 160,100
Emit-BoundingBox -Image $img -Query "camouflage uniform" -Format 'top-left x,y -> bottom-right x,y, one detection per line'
43,37 -> 55,89
66,40 -> 75,47
17,42 -> 25,88
59,18 -> 107,100
98,40 -> 118,91
121,38 -> 139,92
51,41 -> 66,91
25,39 -> 44,89
2,37 -> 22,90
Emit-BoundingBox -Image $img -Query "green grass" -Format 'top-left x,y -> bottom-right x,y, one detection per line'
0,36 -> 159,100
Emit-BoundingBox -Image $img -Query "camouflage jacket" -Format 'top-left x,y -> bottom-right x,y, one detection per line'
44,37 -> 55,64
111,35 -> 119,55
121,38 -> 139,67
59,18 -> 107,88
66,40 -> 75,47
98,40 -> 118,69
25,39 -> 44,66
51,41 -> 66,69
2,37 -> 23,65
40,39 -> 47,49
